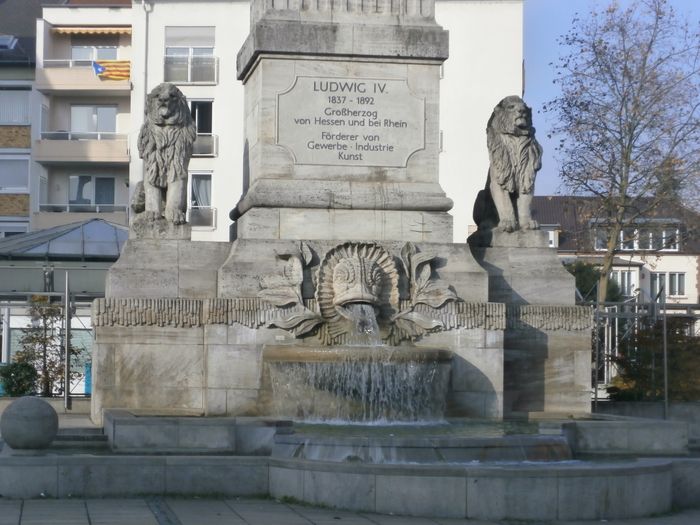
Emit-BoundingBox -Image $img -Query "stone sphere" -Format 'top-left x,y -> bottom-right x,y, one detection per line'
0,397 -> 58,450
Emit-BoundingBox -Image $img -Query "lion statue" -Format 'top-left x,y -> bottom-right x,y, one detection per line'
473,95 -> 543,233
136,83 -> 196,225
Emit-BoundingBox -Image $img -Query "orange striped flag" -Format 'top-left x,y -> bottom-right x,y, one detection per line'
92,60 -> 130,81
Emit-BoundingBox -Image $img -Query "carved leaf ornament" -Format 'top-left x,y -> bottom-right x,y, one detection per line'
257,242 -> 322,337
392,242 -> 458,339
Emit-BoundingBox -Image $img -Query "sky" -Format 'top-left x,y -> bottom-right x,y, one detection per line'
523,0 -> 700,195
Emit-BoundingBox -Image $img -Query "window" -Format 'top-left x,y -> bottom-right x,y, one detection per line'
69,175 -> 115,210
0,158 -> 29,193
620,229 -> 635,251
662,228 -> 679,251
651,272 -> 685,300
70,105 -> 117,138
668,273 -> 685,296
637,229 -> 652,250
594,229 -> 608,251
610,270 -> 635,297
189,172 -> 213,227
651,273 -> 663,300
0,88 -> 30,125
191,101 -> 212,134
190,100 -> 216,156
71,36 -> 118,64
596,225 -> 682,252
164,27 -> 217,83
71,46 -> 117,62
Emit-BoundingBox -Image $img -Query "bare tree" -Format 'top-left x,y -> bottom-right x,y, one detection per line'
15,296 -> 82,397
545,0 -> 700,303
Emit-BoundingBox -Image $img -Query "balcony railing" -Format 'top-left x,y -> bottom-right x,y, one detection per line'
39,204 -> 128,213
43,59 -> 96,68
192,134 -> 218,157
188,206 -> 216,228
41,131 -> 127,141
164,56 -> 218,84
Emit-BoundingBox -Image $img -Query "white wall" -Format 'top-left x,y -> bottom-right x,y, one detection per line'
436,0 -> 524,241
131,0 -> 249,242
42,7 -> 133,26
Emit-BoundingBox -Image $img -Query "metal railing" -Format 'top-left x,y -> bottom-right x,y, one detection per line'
40,131 -> 127,141
42,59 -> 130,70
43,59 -> 96,68
39,204 -> 128,213
188,206 -> 216,228
164,55 -> 218,84
192,134 -> 218,156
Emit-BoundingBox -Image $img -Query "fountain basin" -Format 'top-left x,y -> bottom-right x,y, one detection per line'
272,432 -> 573,463
268,457 -> 672,520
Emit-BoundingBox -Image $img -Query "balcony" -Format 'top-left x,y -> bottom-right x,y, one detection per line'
192,134 -> 218,157
164,56 -> 218,84
34,132 -> 129,165
188,206 -> 216,228
34,204 -> 128,229
36,60 -> 131,95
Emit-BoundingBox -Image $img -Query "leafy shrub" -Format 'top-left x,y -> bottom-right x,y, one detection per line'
608,316 -> 700,402
0,362 -> 38,397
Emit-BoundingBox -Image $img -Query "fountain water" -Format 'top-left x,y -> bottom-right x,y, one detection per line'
266,304 -> 452,421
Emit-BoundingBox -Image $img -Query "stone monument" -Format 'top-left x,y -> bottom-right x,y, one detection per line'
90,0 -> 592,425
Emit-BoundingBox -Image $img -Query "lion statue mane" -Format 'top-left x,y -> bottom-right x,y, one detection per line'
136,83 -> 196,225
473,95 -> 543,233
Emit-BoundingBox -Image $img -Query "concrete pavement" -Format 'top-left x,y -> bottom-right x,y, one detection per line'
0,498 -> 698,525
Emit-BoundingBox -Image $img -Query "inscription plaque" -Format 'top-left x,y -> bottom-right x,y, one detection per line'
277,76 -> 425,167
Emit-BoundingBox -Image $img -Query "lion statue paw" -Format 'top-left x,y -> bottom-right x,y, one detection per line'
164,209 -> 187,225
143,211 -> 162,222
521,219 -> 540,231
498,219 -> 517,232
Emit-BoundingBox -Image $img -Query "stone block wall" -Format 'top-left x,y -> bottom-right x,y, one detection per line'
0,194 -> 29,216
91,298 -> 507,424
504,306 -> 593,416
0,125 -> 30,148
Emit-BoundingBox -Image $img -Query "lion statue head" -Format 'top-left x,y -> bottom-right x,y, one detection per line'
145,83 -> 192,127
136,83 -> 196,226
489,96 -> 536,137
472,96 -> 543,235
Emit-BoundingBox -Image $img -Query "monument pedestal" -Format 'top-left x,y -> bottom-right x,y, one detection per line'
469,230 -> 591,416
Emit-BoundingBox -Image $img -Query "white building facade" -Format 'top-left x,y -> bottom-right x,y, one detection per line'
30,0 -> 524,242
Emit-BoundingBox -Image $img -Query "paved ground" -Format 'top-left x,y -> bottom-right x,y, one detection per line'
0,498 -> 698,525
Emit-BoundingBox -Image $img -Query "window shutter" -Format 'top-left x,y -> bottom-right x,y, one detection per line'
165,27 -> 215,47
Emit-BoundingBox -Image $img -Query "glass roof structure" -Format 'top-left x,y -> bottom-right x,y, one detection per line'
0,219 -> 127,261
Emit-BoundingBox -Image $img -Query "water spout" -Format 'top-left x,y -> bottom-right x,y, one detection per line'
341,303 -> 381,346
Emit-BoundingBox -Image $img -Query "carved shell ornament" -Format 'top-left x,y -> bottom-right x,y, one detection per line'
256,241 -> 459,342
317,242 -> 399,326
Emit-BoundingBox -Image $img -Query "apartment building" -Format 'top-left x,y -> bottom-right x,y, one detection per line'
23,0 -> 524,242
0,0 -> 62,238
31,0 -> 132,230
532,196 -> 700,305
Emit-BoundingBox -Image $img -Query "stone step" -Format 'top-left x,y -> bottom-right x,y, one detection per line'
54,428 -> 108,449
